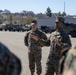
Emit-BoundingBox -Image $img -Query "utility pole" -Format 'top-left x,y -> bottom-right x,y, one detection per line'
64,2 -> 65,13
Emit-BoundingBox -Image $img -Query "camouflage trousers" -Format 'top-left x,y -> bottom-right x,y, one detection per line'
28,46 -> 42,74
45,54 -> 60,75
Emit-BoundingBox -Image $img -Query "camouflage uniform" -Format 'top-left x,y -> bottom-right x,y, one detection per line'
62,47 -> 76,75
0,42 -> 22,75
24,29 -> 47,75
37,28 -> 72,75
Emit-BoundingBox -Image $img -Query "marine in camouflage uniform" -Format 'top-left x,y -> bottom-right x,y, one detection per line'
0,42 -> 22,75
63,46 -> 76,75
32,17 -> 72,75
24,20 -> 47,75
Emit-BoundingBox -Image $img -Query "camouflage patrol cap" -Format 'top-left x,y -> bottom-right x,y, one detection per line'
31,20 -> 37,25
31,20 -> 37,26
55,17 -> 65,23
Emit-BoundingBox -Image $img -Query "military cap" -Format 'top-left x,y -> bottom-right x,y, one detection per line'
31,20 -> 37,24
55,17 -> 65,23
31,20 -> 37,26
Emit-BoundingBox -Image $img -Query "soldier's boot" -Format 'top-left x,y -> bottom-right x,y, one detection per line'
31,72 -> 34,75
37,74 -> 40,75
37,73 -> 41,75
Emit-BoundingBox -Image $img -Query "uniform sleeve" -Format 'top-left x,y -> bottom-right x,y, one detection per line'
24,32 -> 29,46
37,38 -> 50,47
40,32 -> 47,40
60,34 -> 72,53
64,52 -> 73,69
35,31 -> 50,47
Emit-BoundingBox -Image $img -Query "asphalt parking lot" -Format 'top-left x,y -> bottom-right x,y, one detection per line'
0,31 -> 76,75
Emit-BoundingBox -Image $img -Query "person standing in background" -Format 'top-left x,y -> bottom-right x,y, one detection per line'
24,20 -> 47,75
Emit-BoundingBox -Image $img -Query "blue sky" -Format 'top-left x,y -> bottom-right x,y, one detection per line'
0,0 -> 76,15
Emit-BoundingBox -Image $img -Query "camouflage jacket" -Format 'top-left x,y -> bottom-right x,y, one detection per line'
37,28 -> 72,56
64,48 -> 76,70
24,29 -> 47,47
0,42 -> 22,75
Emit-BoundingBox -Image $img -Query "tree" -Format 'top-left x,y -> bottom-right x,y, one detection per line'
62,12 -> 66,16
23,16 -> 37,25
4,9 -> 11,15
57,11 -> 62,16
7,14 -> 12,24
27,11 -> 35,17
0,10 -> 3,14
36,13 -> 47,18
57,11 -> 66,17
20,10 -> 35,17
46,7 -> 52,17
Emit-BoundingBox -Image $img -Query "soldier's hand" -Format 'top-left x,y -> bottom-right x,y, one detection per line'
31,35 -> 39,41
54,40 -> 61,46
50,38 -> 51,41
